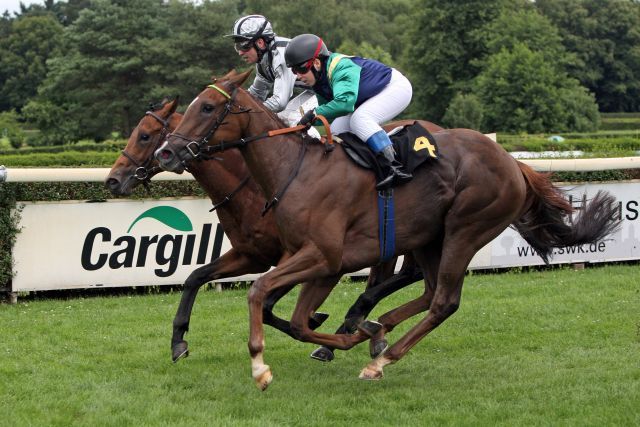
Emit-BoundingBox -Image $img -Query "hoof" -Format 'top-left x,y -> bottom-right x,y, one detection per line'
369,338 -> 388,359
357,320 -> 382,337
310,346 -> 335,362
359,365 -> 383,380
255,368 -> 273,391
172,341 -> 189,363
309,312 -> 329,330
344,316 -> 364,334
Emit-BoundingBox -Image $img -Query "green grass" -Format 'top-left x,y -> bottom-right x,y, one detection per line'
1,265 -> 639,426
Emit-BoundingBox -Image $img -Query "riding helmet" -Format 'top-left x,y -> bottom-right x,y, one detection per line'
284,34 -> 330,68
227,15 -> 275,42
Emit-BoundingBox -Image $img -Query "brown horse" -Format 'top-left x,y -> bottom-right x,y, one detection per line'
155,69 -> 620,390
106,97 -> 439,363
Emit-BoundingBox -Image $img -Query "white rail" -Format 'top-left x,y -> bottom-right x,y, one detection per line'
2,157 -> 640,183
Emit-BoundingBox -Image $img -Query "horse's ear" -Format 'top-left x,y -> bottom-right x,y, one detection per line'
227,68 -> 253,88
168,96 -> 180,115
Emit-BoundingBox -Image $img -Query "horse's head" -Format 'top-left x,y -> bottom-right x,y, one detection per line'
105,97 -> 181,196
155,69 -> 253,174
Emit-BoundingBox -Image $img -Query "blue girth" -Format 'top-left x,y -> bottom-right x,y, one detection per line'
377,188 -> 395,262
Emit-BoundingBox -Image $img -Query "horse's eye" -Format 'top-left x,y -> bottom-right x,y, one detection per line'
140,133 -> 150,141
202,104 -> 215,113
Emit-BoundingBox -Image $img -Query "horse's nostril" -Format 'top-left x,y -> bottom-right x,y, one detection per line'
105,178 -> 120,190
159,150 -> 172,160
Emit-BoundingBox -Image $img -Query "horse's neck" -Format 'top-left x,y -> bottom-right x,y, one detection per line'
189,151 -> 258,211
237,92 -> 304,199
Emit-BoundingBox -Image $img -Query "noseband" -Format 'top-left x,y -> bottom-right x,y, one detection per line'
121,110 -> 172,184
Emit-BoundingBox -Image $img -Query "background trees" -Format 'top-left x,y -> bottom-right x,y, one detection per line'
0,0 -> 639,143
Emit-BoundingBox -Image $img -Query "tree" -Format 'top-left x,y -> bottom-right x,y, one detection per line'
442,93 -> 484,130
536,0 -> 640,112
0,14 -> 63,111
36,0 -> 167,140
405,0 -> 528,122
0,110 -> 26,148
241,0 -> 413,62
144,0 -> 241,104
474,43 -> 599,133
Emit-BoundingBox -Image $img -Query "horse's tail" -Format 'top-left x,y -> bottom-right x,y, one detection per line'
512,161 -> 621,264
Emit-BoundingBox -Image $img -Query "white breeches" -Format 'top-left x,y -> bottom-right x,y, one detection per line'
330,69 -> 413,141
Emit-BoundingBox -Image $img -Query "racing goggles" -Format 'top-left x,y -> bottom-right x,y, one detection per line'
291,60 -> 313,75
234,40 -> 253,52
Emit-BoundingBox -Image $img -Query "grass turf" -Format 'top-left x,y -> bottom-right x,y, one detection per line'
1,265 -> 639,426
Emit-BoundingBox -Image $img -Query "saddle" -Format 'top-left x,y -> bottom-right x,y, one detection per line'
337,122 -> 439,184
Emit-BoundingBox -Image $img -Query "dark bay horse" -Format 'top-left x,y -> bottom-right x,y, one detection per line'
155,70 -> 620,390
106,97 -> 438,363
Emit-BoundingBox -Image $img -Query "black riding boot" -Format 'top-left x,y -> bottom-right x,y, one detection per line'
376,145 -> 412,190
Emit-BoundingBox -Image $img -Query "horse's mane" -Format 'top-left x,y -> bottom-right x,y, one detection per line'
230,83 -> 289,130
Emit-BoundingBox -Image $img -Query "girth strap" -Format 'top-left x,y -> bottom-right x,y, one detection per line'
377,189 -> 395,262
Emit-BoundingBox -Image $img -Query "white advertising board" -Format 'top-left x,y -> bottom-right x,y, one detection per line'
11,181 -> 640,292
12,198 -> 239,291
482,181 -> 639,267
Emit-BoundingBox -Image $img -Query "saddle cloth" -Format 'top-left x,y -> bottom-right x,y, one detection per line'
337,122 -> 439,183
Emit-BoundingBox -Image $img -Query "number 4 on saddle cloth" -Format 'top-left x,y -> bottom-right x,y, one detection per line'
335,122 -> 439,262
336,122 -> 439,188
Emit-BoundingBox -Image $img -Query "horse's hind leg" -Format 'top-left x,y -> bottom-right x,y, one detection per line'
359,240 -> 468,380
262,284 -> 330,339
360,200 -> 519,380
171,249 -> 268,362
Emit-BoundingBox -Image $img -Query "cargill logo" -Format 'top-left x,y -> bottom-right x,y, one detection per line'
81,206 -> 224,277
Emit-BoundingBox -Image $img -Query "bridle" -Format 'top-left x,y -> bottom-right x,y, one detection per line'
162,83 -> 321,215
121,110 -> 172,188
165,84 -> 250,163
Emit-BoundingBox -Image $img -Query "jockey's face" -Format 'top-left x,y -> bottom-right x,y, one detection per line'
236,38 -> 266,64
294,58 -> 321,86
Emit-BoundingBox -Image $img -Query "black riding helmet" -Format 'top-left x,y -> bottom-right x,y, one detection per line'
284,34 -> 330,72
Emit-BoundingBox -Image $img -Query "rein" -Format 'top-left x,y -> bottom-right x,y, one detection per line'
209,175 -> 251,212
167,83 -> 332,215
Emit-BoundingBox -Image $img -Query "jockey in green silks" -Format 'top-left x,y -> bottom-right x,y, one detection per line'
284,33 -> 413,190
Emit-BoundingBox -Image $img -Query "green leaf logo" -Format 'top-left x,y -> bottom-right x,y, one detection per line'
127,206 -> 193,233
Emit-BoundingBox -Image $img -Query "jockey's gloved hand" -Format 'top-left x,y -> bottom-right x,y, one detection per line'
298,109 -> 316,127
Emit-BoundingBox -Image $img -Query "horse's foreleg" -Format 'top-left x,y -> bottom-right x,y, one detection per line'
288,277 -> 373,350
310,254 -> 423,362
262,284 -> 330,338
171,248 -> 268,362
247,244 -> 334,390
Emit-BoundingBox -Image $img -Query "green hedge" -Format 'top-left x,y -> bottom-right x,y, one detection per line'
0,140 -> 125,156
497,136 -> 640,153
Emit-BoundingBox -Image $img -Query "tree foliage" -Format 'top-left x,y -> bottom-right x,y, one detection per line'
0,14 -> 63,111
0,0 -> 638,141
474,43 -> 599,133
536,0 -> 640,112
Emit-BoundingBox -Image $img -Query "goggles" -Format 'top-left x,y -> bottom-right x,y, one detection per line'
234,40 -> 253,52
291,60 -> 313,75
